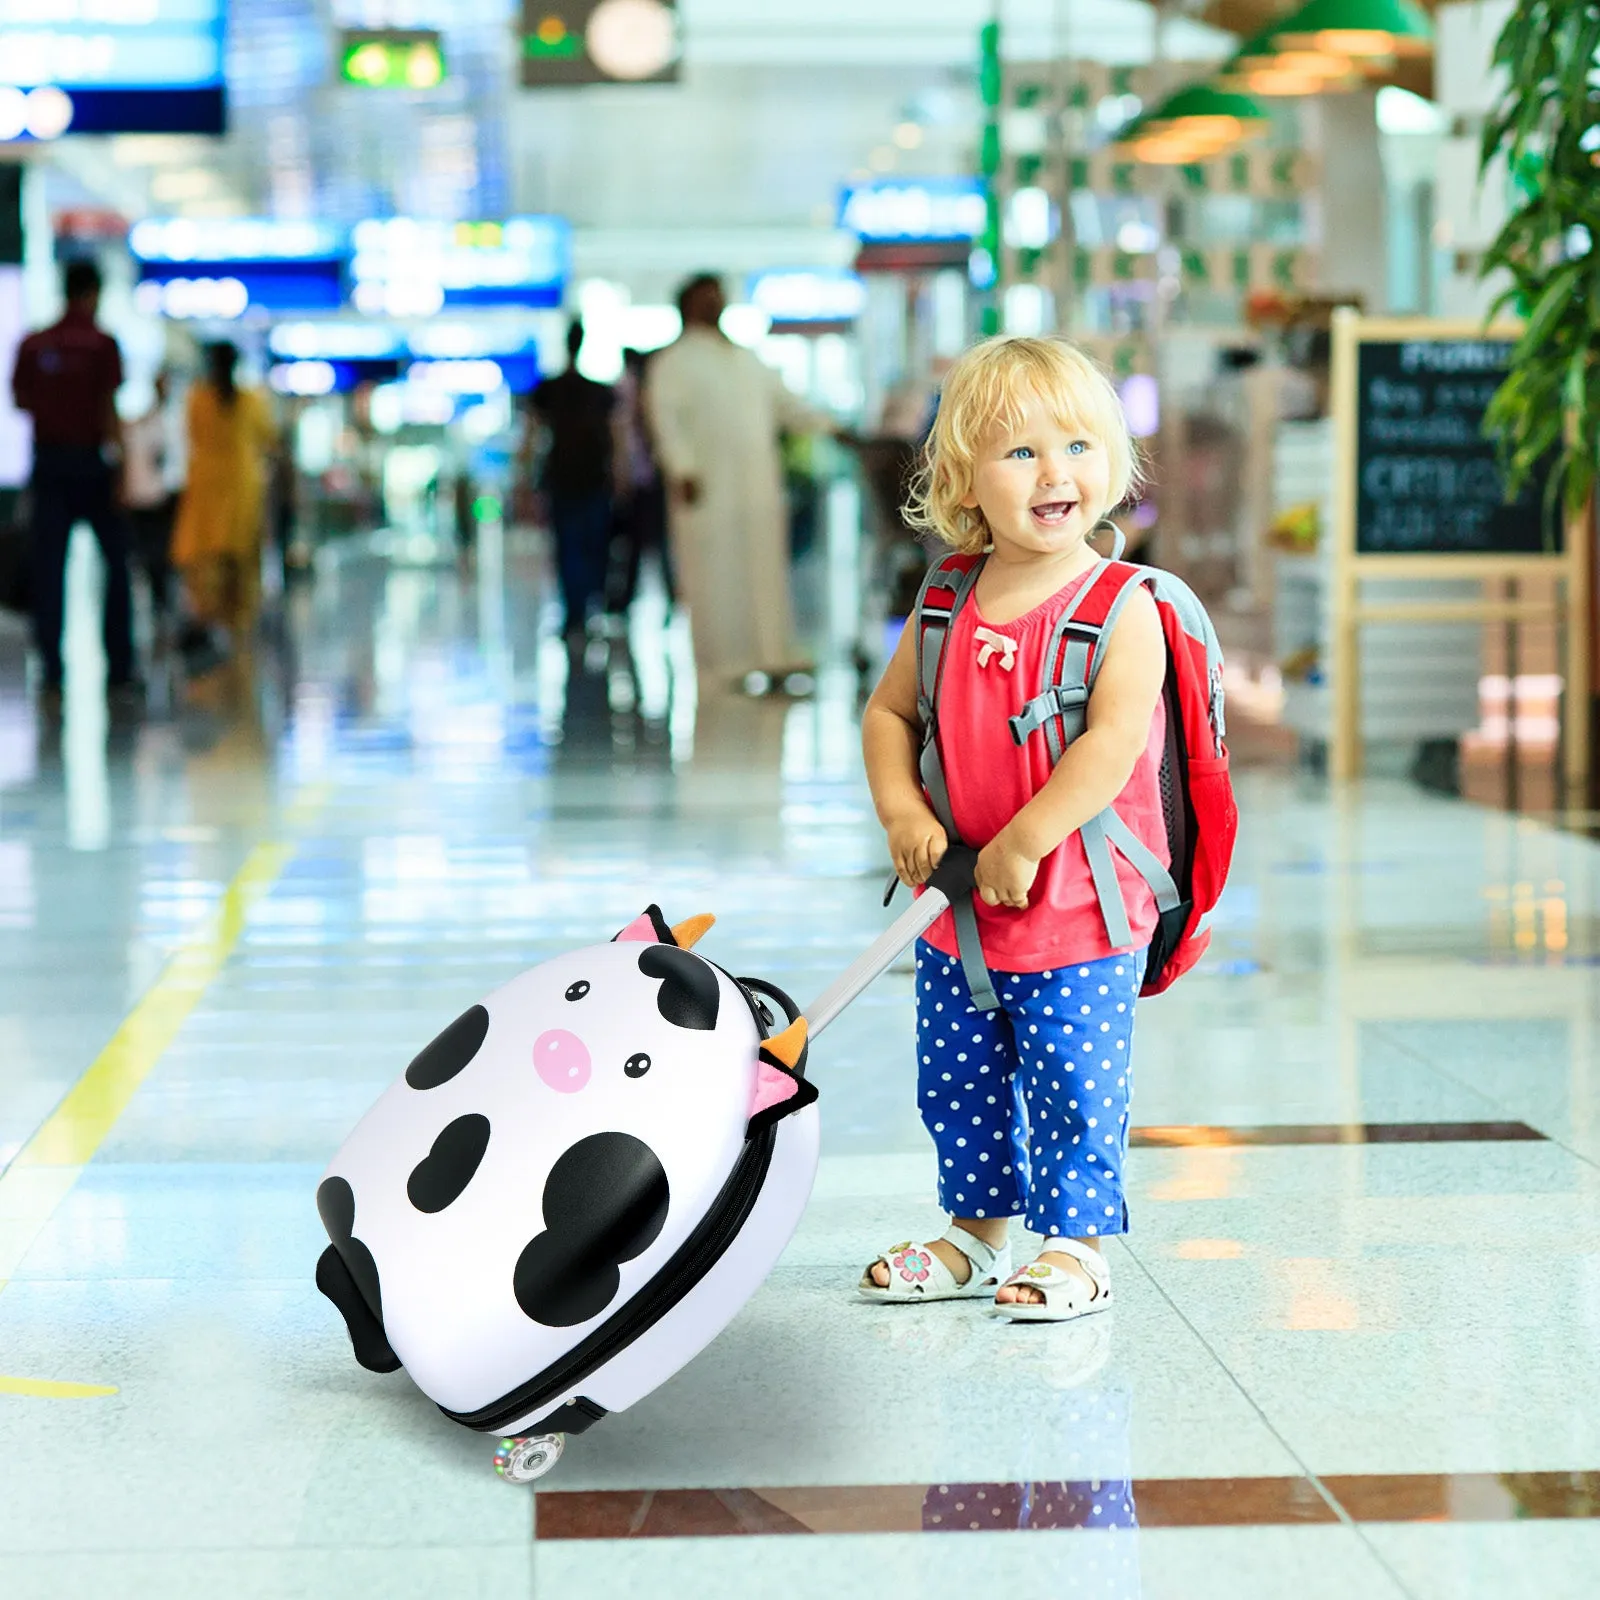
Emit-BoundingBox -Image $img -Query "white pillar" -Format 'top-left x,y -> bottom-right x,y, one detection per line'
1306,90 -> 1390,316
1434,0 -> 1516,320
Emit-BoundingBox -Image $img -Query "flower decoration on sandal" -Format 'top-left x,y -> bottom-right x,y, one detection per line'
891,1246 -> 932,1283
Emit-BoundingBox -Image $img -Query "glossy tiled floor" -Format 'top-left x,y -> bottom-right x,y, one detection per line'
1,524 -> 1599,1599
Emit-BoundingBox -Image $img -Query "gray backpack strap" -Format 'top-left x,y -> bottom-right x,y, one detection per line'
1008,670 -> 1090,755
1085,568 -> 1155,691
1008,559 -> 1182,954
1074,569 -> 1184,949
1088,565 -> 1228,759
1007,559 -> 1111,751
948,889 -> 1000,1011
1077,807 -> 1181,956
1100,809 -> 1181,914
1076,815 -> 1134,952
910,554 -> 1000,1012
915,555 -> 985,845
914,554 -> 985,725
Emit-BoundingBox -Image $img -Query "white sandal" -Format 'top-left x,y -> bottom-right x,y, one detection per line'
986,1238 -> 1112,1323
857,1225 -> 1012,1303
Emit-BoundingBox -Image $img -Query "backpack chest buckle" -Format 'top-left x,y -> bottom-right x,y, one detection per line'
1009,683 -> 1089,746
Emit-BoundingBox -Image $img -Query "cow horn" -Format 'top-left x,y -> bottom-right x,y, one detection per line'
761,1017 -> 808,1070
670,913 -> 715,949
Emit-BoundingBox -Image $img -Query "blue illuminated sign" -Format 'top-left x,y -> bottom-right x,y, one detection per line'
837,178 -> 988,243
269,358 -> 403,396
132,220 -> 340,262
349,216 -> 569,313
267,322 -> 542,391
0,0 -> 227,135
747,268 -> 866,326
132,219 -> 345,317
268,321 -> 407,362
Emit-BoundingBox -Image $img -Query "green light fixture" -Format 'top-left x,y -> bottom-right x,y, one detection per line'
1115,82 -> 1269,163
1216,21 -> 1371,95
339,29 -> 447,88
1272,0 -> 1433,59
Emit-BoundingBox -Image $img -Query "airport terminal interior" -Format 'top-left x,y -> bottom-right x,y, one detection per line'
2,2 -> 1599,1596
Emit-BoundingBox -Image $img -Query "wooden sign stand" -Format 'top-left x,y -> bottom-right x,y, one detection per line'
1329,311 -> 1591,800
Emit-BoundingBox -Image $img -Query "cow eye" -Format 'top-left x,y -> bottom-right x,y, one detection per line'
624,1053 -> 651,1079
565,981 -> 591,1002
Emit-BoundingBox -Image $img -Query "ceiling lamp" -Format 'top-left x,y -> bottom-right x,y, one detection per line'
1224,67 -> 1334,96
1234,25 -> 1373,74
1219,21 -> 1378,95
1272,49 -> 1367,76
1124,124 -> 1244,163
1128,137 -> 1217,165
1272,0 -> 1433,59
586,0 -> 678,80
1219,54 -> 1367,96
1116,82 -> 1269,162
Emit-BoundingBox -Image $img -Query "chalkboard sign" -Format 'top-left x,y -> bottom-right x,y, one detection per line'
1355,337 -> 1559,556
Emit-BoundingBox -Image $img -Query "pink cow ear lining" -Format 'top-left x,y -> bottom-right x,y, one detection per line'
749,1060 -> 800,1118
613,905 -> 676,945
745,1050 -> 819,1141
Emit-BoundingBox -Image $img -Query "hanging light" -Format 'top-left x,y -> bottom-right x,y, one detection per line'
1272,49 -> 1368,76
1115,82 -> 1269,163
1223,67 -> 1334,96
1218,55 -> 1367,97
1233,26 -> 1371,75
1271,0 -> 1433,59
1217,20 -> 1379,96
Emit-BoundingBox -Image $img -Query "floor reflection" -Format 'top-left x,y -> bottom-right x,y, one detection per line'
10,503 -> 1600,1598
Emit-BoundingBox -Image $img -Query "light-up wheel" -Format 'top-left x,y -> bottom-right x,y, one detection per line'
494,1432 -> 565,1483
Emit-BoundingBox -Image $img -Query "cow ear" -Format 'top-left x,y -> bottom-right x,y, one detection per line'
747,1021 -> 817,1140
670,913 -> 715,949
614,905 -> 676,945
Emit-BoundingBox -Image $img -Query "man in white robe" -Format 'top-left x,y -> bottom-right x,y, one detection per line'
645,274 -> 834,686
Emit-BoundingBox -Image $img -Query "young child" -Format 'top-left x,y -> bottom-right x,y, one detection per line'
859,335 -> 1168,1323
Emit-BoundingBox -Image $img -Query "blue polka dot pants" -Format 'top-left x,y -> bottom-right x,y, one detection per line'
915,940 -> 1142,1239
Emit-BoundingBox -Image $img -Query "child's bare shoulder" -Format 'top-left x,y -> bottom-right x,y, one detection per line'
1097,583 -> 1165,687
1111,580 -> 1161,638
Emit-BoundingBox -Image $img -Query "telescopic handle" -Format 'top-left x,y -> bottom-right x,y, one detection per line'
803,846 -> 977,1040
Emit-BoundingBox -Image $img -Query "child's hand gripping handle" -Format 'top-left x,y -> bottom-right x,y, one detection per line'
803,845 -> 979,1041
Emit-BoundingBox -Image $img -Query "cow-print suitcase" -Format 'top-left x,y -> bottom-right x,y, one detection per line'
315,851 -> 979,1482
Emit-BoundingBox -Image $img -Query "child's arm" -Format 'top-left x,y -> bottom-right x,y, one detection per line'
862,622 -> 948,887
977,586 -> 1166,909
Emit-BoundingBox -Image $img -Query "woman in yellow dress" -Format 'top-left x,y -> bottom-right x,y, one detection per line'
171,340 -> 277,641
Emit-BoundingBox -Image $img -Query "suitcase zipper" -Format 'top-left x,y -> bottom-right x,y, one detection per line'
439,1121 -> 776,1433
439,972 -> 793,1436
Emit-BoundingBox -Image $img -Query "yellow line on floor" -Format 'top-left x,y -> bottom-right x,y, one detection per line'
0,835 -> 298,1395
0,1375 -> 119,1399
9,841 -> 291,1171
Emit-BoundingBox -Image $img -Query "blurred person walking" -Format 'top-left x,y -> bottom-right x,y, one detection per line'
123,366 -> 185,649
605,345 -> 672,617
9,258 -> 139,710
171,341 -> 276,659
268,430 -> 302,583
529,318 -> 614,642
644,272 -> 834,688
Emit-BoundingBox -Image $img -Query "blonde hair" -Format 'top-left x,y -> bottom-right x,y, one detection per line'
905,336 -> 1140,554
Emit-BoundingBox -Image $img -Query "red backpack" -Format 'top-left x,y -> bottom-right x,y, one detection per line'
911,539 -> 1237,1003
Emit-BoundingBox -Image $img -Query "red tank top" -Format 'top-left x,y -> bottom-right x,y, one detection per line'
919,564 -> 1169,971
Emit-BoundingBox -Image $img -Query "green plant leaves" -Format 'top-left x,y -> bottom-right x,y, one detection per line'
1478,0 -> 1600,514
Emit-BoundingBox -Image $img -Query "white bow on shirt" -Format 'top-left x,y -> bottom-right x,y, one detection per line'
974,626 -> 1018,671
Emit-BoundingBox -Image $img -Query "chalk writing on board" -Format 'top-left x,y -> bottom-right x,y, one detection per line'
1355,339 -> 1555,556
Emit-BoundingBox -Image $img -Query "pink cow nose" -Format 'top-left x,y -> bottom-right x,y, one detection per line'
533,1029 -> 592,1093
